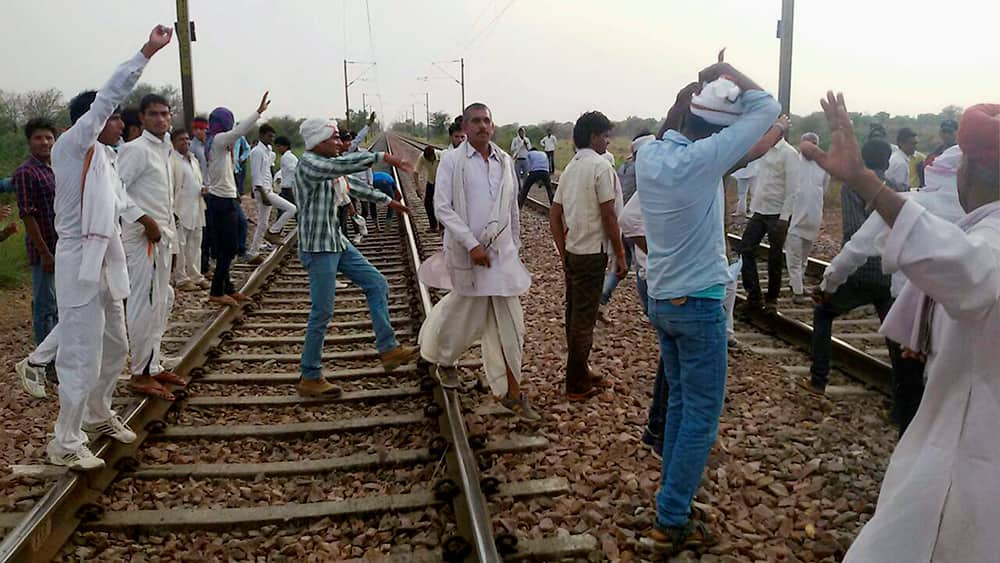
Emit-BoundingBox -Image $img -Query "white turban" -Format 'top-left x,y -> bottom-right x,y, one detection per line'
923,145 -> 962,192
300,118 -> 339,150
690,77 -> 745,126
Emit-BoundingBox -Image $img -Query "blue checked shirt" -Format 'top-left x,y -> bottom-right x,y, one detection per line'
294,150 -> 391,253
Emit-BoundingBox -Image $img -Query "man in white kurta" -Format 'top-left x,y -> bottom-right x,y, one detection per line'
418,104 -> 537,421
247,125 -> 296,261
802,98 -> 1000,562
171,129 -> 208,291
47,26 -> 173,470
784,133 -> 830,300
117,97 -> 180,395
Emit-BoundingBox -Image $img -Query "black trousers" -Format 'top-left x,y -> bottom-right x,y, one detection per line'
886,342 -> 926,435
517,170 -> 554,208
564,252 -> 607,394
206,194 -> 238,297
739,213 -> 787,303
546,150 -> 555,172
424,182 -> 438,230
200,205 -> 213,273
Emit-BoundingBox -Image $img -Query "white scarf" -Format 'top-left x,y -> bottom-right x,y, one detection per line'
880,200 -> 1000,353
418,141 -> 515,291
79,145 -> 127,284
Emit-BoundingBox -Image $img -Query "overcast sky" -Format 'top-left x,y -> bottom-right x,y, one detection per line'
4,1 -> 996,127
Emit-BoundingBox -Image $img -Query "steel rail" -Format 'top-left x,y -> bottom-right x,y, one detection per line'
0,231 -> 299,563
383,135 -> 501,562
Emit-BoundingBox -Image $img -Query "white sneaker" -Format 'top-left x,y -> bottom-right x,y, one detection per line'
83,415 -> 137,444
47,442 -> 105,471
351,234 -> 364,245
335,280 -> 349,289
16,358 -> 48,399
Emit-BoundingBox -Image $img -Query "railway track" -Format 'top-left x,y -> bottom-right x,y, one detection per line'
0,136 -> 593,562
395,133 -> 892,399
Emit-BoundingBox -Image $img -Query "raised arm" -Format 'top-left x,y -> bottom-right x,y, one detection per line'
60,26 -> 172,154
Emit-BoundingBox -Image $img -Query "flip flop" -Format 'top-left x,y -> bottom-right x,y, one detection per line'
128,380 -> 176,401
153,371 -> 189,386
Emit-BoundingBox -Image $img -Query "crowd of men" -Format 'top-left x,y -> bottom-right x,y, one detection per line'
3,23 -> 998,561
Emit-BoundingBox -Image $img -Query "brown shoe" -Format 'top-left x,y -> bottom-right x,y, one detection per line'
796,376 -> 826,396
264,231 -> 284,245
566,387 -> 601,402
381,345 -> 419,372
297,377 -> 343,398
229,292 -> 250,303
246,255 -> 264,265
209,295 -> 239,307
640,519 -> 717,554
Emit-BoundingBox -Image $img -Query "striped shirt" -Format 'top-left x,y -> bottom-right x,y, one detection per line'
13,155 -> 57,264
294,150 -> 390,252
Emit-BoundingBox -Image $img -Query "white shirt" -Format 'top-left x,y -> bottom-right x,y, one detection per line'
844,199 -> 1000,562
553,148 -> 619,255
787,156 -> 829,241
206,112 -> 261,199
118,128 -> 177,245
249,141 -> 275,191
540,134 -> 557,152
52,51 -> 148,308
434,141 -> 530,297
510,135 -> 531,159
619,192 -> 647,279
279,151 -> 298,189
821,186 -> 964,297
749,139 -> 799,220
171,151 -> 205,230
886,145 -> 910,189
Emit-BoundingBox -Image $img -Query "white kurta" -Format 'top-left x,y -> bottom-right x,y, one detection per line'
787,156 -> 829,241
419,141 -> 531,395
118,129 -> 176,377
172,151 -> 206,284
844,199 -> 1000,562
49,51 -> 148,456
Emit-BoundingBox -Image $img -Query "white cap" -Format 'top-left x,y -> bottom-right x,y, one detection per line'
300,118 -> 339,150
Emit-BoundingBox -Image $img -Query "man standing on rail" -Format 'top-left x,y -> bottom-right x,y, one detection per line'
45,25 -> 174,470
803,93 -> 1000,563
550,111 -> 626,401
417,102 -> 540,421
813,145 -> 965,434
294,118 -> 418,398
414,146 -> 442,232
798,139 -> 896,398
636,64 -> 781,553
117,92 -> 184,401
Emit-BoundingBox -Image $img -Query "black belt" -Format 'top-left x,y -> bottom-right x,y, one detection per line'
516,157 -> 527,160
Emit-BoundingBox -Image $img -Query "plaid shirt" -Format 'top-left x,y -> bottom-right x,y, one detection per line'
840,179 -> 890,288
13,155 -> 57,264
294,150 -> 390,253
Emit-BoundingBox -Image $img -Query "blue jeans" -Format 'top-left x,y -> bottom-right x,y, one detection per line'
637,276 -> 668,447
648,296 -> 727,528
31,263 -> 58,345
600,237 -> 634,305
299,246 -> 398,380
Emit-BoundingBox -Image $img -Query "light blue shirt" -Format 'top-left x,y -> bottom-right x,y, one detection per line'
526,150 -> 549,172
636,90 -> 781,300
233,136 -> 251,174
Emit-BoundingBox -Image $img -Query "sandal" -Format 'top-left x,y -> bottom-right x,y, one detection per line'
153,371 -> 189,386
127,380 -> 176,401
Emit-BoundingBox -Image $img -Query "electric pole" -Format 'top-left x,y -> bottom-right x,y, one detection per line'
343,59 -> 350,127
175,0 -> 195,129
460,58 -> 465,112
777,0 -> 795,115
425,92 -> 430,141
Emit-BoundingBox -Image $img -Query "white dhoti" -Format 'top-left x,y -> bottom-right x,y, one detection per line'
174,225 -> 204,284
418,293 -> 524,396
784,233 -> 813,295
52,284 -> 128,455
124,235 -> 174,376
249,188 -> 296,256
